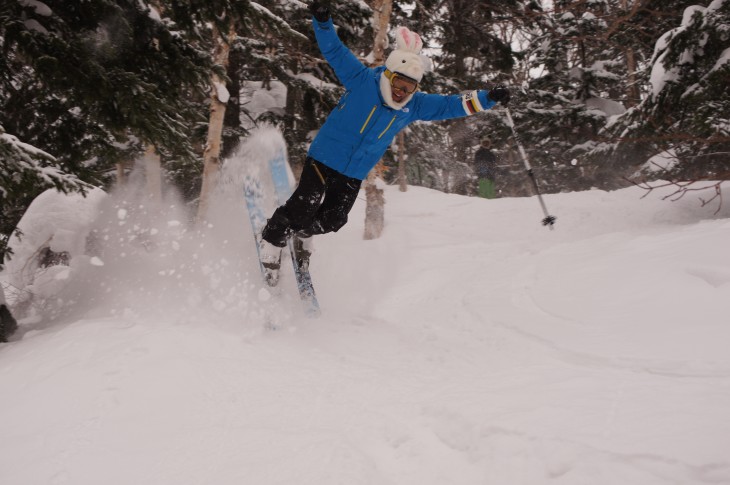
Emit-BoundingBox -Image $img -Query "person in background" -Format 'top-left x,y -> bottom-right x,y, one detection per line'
474,137 -> 499,199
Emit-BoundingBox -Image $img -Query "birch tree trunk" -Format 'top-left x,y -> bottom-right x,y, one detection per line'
197,23 -> 237,223
624,46 -> 640,107
363,0 -> 393,240
364,174 -> 386,240
370,0 -> 393,65
620,0 -> 641,107
116,162 -> 126,187
143,144 -> 162,203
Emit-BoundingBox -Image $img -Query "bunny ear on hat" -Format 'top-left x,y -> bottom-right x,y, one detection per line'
394,26 -> 423,54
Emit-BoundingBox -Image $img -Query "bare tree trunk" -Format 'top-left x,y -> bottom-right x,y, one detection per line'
363,0 -> 393,240
116,162 -> 126,187
620,0 -> 641,107
370,0 -> 393,65
397,132 -> 408,192
624,46 -> 640,107
364,172 -> 386,240
197,23 -> 237,223
143,144 -> 162,203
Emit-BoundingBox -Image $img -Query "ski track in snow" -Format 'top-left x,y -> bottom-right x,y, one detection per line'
2,142 -> 730,484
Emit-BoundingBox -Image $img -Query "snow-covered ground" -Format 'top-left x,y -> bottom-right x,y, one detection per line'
1,154 -> 729,483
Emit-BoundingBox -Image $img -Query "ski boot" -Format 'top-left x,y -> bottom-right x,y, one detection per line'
258,236 -> 283,287
291,235 -> 313,272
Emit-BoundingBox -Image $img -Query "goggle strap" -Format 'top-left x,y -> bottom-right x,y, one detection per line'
385,69 -> 418,84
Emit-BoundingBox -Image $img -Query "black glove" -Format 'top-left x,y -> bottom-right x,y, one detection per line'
488,85 -> 511,105
310,1 -> 331,22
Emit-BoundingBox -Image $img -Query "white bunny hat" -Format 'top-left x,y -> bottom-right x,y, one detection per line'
380,26 -> 426,110
384,26 -> 425,82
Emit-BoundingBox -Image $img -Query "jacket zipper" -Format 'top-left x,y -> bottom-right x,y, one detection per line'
378,115 -> 397,139
359,105 -> 377,134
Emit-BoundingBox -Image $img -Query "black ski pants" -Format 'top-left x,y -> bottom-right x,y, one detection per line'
261,157 -> 362,247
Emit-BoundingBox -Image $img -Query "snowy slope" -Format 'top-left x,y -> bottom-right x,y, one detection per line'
1,174 -> 729,484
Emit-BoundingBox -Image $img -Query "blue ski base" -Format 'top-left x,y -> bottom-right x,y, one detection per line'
243,149 -> 321,318
287,236 -> 320,317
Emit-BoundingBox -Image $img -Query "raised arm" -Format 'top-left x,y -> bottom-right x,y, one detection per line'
310,2 -> 369,91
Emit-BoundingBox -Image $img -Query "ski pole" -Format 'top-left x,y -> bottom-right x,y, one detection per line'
503,108 -> 557,230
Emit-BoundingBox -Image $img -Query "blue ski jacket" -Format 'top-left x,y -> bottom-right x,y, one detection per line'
308,18 -> 498,180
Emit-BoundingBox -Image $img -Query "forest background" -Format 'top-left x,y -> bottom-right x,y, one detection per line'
2,0 -> 729,266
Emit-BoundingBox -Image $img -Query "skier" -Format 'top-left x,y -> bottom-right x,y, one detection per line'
259,0 -> 510,271
474,137 -> 499,199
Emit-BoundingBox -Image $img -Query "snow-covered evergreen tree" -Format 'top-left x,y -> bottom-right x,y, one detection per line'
503,0 -> 626,192
602,0 -> 700,107
0,0 -> 215,256
0,125 -> 88,266
1,0 -> 212,164
597,0 -> 730,183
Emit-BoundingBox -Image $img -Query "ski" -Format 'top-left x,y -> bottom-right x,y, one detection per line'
243,175 -> 280,287
287,235 -> 318,314
267,151 -> 321,317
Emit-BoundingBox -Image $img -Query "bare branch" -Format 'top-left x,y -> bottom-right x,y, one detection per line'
627,178 -> 726,214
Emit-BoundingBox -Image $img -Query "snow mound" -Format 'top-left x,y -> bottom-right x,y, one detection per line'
3,188 -> 107,312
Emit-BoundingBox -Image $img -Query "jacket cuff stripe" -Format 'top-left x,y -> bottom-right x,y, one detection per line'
462,91 -> 484,116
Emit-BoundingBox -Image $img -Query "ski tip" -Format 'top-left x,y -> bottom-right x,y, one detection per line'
305,306 -> 322,318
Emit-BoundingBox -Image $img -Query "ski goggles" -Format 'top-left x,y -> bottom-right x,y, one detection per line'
384,69 -> 419,95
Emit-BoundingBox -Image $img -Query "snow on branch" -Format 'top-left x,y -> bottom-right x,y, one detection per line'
0,126 -> 90,197
250,2 -> 309,41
